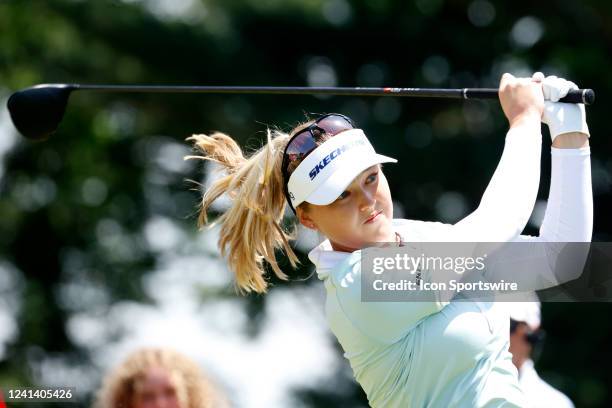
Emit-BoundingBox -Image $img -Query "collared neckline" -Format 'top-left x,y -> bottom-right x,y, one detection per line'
307,220 -> 408,280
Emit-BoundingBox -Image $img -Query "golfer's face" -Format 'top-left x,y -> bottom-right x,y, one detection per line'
303,164 -> 394,252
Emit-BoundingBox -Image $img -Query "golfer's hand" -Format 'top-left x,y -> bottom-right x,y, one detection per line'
498,73 -> 544,128
532,72 -> 590,144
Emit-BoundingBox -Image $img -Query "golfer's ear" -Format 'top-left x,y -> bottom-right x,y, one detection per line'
296,206 -> 317,230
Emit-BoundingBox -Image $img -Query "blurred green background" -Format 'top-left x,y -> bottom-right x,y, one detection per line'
1,0 -> 611,406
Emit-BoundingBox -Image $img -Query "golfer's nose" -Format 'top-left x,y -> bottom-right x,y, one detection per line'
358,186 -> 376,211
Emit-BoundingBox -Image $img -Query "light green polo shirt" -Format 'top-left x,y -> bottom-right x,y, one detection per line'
309,219 -> 526,407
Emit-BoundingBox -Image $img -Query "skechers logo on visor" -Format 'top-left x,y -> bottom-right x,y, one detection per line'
308,139 -> 366,180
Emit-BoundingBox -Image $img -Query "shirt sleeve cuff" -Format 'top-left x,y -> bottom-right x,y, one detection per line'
551,146 -> 591,156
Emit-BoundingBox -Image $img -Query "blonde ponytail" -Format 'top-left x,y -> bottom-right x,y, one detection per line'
185,129 -> 300,294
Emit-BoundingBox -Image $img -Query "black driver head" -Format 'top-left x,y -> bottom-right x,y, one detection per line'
7,84 -> 76,141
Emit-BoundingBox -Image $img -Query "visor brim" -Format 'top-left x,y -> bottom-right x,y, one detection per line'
304,153 -> 397,206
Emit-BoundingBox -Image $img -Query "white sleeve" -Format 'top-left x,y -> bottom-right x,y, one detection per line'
527,147 -> 593,243
484,147 -> 593,289
451,121 -> 542,242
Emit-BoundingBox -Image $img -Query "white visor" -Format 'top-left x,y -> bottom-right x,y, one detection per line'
287,129 -> 397,208
507,300 -> 541,330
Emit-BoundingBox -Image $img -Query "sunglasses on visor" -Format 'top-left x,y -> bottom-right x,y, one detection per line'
281,113 -> 356,213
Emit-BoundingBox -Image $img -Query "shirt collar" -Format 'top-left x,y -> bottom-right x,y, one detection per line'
518,358 -> 537,382
307,238 -> 350,280
307,219 -> 410,280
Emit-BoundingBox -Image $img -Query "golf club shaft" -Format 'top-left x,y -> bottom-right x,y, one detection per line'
47,84 -> 593,104
7,83 -> 596,140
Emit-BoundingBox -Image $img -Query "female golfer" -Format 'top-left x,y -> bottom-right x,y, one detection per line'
187,72 -> 591,407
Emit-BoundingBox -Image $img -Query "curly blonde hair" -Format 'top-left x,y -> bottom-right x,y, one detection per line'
186,121 -> 329,294
94,347 -> 228,408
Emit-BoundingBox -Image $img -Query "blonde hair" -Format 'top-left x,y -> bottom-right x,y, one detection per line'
94,347 -> 227,408
185,122 -> 327,294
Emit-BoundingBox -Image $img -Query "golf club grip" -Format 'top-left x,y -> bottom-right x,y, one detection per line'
464,88 -> 595,105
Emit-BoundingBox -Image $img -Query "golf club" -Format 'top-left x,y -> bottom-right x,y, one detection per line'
7,83 -> 595,141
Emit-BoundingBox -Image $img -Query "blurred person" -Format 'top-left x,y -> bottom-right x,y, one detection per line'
94,347 -> 229,408
187,72 -> 592,407
509,301 -> 575,408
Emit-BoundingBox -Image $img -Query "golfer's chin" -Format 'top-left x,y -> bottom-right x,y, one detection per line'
360,216 -> 394,245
